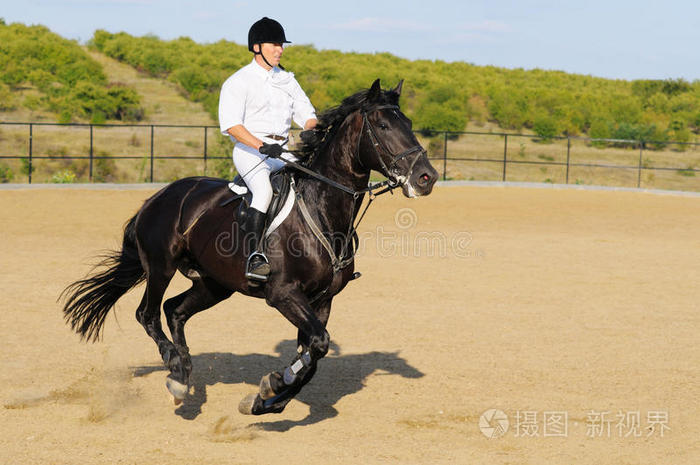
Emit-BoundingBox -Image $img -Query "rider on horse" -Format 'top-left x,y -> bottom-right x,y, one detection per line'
218,17 -> 317,281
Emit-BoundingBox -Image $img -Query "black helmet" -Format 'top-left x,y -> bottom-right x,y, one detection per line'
248,17 -> 291,52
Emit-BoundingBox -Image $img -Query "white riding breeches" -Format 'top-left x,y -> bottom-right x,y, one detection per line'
232,139 -> 296,213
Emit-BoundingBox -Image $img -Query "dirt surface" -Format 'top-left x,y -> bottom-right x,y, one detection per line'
1,185 -> 699,464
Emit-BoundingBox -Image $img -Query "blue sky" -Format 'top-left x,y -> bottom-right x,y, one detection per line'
3,0 -> 699,81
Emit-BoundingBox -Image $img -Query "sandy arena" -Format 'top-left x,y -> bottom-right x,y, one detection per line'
1,183 -> 699,464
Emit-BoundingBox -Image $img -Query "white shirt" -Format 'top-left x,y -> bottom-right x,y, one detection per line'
218,59 -> 316,141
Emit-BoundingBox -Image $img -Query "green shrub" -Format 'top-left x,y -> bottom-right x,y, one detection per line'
0,22 -> 144,122
676,168 -> 696,177
20,158 -> 32,176
94,152 -> 117,182
533,115 -> 559,141
23,94 -> 41,110
51,170 -> 77,183
0,162 -> 14,182
413,102 -> 467,134
0,82 -> 15,110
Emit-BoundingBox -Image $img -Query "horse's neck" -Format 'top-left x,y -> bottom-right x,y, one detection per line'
301,130 -> 368,235
299,181 -> 361,238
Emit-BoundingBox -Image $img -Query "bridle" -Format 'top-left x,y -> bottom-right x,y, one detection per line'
276,103 -> 426,198
359,104 -> 426,186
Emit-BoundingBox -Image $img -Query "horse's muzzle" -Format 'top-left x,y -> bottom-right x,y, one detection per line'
401,156 -> 439,198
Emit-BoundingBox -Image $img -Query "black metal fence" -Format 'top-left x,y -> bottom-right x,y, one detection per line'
0,122 -> 230,183
0,122 -> 698,190
434,130 -> 700,188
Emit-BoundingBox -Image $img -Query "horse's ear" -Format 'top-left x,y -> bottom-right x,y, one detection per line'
394,79 -> 404,96
368,78 -> 381,102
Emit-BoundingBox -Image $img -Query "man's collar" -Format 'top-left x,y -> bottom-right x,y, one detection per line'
250,57 -> 276,78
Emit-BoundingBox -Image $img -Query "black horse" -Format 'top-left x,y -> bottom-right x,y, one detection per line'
62,79 -> 438,415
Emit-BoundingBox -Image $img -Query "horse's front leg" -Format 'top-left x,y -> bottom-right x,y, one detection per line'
238,291 -> 331,415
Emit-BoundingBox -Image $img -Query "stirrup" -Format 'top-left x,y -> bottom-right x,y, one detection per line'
245,252 -> 270,282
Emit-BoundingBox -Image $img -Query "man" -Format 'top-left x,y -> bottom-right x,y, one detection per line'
218,17 -> 317,282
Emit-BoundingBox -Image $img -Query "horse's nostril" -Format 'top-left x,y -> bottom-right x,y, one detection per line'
417,173 -> 431,185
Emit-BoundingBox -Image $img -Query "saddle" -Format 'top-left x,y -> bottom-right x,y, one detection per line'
220,168 -> 294,233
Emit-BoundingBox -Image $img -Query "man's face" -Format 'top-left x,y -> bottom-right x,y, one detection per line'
255,42 -> 284,68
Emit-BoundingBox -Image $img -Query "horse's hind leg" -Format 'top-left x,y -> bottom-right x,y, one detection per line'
162,277 -> 233,400
135,264 -> 182,397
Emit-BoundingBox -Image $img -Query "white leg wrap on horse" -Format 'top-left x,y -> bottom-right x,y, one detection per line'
283,351 -> 312,385
166,377 -> 189,400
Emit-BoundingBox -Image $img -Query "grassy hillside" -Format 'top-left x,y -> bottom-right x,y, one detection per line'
0,21 -> 144,124
88,30 -> 700,145
0,26 -> 227,184
0,23 -> 698,190
85,48 -> 214,125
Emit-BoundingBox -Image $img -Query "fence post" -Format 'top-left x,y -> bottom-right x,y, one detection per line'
637,141 -> 643,188
203,126 -> 208,176
502,134 -> 508,181
442,132 -> 448,180
89,124 -> 94,182
150,125 -> 154,183
28,123 -> 33,184
566,137 -> 571,184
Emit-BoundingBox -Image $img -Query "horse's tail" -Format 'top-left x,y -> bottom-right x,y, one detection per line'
61,214 -> 146,342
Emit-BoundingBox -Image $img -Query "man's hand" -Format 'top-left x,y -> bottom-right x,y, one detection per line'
259,143 -> 284,158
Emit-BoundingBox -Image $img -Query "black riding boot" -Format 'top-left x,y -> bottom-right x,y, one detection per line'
242,207 -> 270,282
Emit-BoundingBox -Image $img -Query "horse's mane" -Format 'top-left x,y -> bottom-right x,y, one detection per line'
298,86 -> 400,165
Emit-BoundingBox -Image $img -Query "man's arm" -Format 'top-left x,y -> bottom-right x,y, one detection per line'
304,118 -> 318,130
226,125 -> 264,151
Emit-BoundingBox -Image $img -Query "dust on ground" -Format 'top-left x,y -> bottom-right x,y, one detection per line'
1,185 -> 698,464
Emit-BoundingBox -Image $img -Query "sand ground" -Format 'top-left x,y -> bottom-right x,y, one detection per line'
1,184 -> 699,464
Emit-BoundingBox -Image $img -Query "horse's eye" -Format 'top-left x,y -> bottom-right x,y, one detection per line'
379,123 -> 388,130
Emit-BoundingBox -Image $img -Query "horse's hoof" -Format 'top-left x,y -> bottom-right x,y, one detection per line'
166,376 -> 189,402
259,373 -> 276,400
238,393 -> 259,415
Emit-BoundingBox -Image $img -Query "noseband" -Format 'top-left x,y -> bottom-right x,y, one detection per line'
360,104 -> 426,185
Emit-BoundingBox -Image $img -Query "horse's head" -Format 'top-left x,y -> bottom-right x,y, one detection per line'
358,79 -> 439,197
